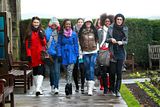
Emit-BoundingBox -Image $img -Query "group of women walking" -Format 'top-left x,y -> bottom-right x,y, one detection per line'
25,13 -> 128,97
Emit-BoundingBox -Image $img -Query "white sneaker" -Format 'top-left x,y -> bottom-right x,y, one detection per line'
54,88 -> 59,94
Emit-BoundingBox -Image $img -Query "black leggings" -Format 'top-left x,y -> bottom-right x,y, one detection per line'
72,61 -> 85,89
33,64 -> 45,76
110,59 -> 124,92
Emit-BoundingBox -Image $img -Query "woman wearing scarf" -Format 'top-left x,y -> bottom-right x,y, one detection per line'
57,19 -> 79,96
98,13 -> 114,94
106,14 -> 128,97
45,17 -> 61,94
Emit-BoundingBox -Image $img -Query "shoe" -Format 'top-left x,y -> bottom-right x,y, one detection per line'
54,88 -> 59,94
111,91 -> 116,96
103,88 -> 108,95
75,85 -> 79,92
88,81 -> 95,96
75,89 -> 79,92
100,86 -> 104,90
36,91 -> 43,96
81,85 -> 84,94
81,89 -> 84,94
116,91 -> 121,97
51,86 -> 55,94
69,84 -> 72,95
65,84 -> 70,96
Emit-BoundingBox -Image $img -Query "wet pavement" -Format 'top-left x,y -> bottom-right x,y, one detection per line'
11,78 -> 127,107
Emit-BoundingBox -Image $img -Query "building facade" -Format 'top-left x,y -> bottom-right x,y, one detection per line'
0,0 -> 21,60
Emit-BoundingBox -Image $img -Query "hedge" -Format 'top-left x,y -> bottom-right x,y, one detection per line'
20,18 -> 160,68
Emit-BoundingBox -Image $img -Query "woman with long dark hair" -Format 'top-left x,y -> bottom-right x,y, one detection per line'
25,16 -> 46,96
106,14 -> 128,97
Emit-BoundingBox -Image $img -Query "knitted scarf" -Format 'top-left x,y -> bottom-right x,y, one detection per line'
63,28 -> 72,37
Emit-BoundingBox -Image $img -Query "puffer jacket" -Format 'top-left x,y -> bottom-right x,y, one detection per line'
57,31 -> 79,65
80,29 -> 97,52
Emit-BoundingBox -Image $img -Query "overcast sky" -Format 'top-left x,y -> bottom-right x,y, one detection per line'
21,0 -> 160,19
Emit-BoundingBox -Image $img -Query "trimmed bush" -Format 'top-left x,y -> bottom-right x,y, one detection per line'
20,18 -> 160,68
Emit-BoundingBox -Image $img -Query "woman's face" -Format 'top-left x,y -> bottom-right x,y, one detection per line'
85,21 -> 91,28
50,24 -> 57,30
105,18 -> 111,27
77,19 -> 84,28
32,19 -> 40,28
64,21 -> 71,30
116,17 -> 123,26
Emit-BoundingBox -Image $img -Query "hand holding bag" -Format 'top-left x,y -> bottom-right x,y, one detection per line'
41,46 -> 53,63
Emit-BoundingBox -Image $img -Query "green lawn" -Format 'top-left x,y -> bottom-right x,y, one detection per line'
120,84 -> 140,107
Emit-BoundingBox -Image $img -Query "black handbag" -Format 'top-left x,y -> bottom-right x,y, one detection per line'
41,47 -> 53,63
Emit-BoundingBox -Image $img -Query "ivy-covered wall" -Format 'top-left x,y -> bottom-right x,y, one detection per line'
20,18 -> 160,68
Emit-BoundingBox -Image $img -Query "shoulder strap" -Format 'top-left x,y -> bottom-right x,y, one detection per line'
47,32 -> 54,48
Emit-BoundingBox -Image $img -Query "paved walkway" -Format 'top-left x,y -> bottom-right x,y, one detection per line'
12,78 -> 128,107
122,78 -> 150,84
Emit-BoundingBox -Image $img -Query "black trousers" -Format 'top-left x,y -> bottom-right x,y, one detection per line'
72,60 -> 85,89
110,59 -> 124,92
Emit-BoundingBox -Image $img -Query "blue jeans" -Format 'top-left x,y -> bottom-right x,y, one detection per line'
83,53 -> 97,81
47,57 -> 60,89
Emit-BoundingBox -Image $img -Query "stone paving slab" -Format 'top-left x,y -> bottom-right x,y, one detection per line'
12,78 -> 127,107
122,78 -> 150,84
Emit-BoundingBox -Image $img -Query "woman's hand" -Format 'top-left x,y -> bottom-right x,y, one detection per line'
110,38 -> 117,44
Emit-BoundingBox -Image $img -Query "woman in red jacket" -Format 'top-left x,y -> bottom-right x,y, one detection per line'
25,16 -> 46,96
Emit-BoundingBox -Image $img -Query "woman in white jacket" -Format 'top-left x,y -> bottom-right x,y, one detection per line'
98,13 -> 114,95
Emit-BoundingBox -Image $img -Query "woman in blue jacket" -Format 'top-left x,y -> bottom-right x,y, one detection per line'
45,17 -> 60,94
57,19 -> 79,96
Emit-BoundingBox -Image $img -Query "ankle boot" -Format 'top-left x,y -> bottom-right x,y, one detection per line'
69,83 -> 72,95
65,84 -> 70,96
75,84 -> 79,92
81,83 -> 84,94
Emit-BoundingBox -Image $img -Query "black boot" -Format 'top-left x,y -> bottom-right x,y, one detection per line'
115,80 -> 121,97
81,83 -> 84,94
69,83 -> 72,95
65,84 -> 70,96
75,84 -> 79,92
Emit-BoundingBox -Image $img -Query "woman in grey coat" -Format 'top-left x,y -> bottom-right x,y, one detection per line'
106,13 -> 128,97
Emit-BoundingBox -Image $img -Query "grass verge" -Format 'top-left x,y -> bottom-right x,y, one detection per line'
120,84 -> 140,107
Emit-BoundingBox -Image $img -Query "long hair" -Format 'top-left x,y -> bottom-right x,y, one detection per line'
100,13 -> 107,26
107,15 -> 114,24
25,16 -> 43,40
79,21 -> 98,40
59,19 -> 73,35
